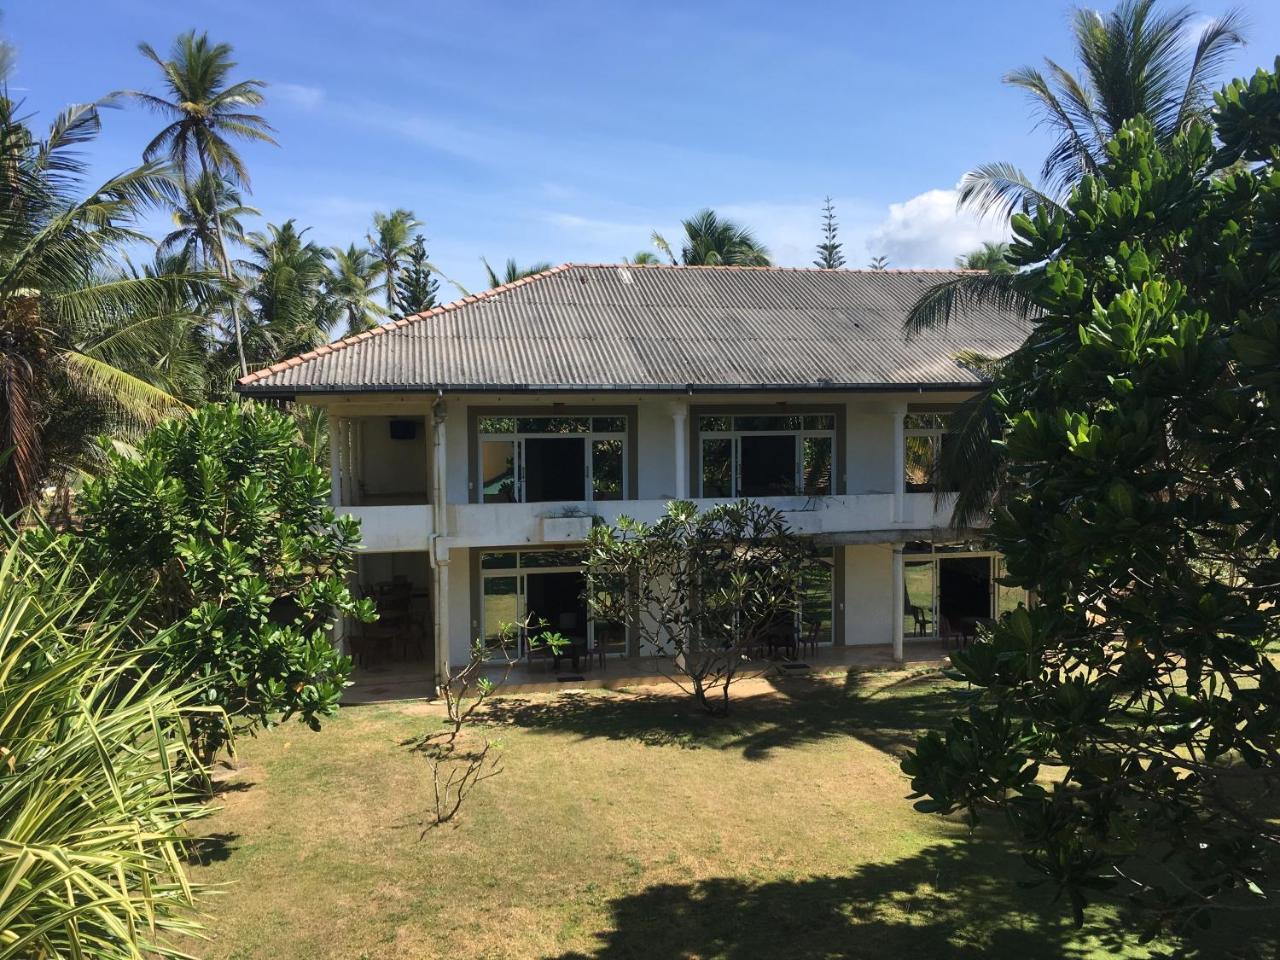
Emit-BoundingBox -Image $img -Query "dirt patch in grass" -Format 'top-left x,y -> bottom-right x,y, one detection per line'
183,669 -> 1256,960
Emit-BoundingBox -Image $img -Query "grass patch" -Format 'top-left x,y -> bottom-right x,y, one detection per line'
185,670 -> 1263,959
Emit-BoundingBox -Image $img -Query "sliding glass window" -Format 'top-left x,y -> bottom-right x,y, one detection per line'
477,415 -> 627,503
698,414 -> 836,498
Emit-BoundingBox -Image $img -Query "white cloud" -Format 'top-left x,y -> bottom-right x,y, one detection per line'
274,82 -> 325,111
864,187 -> 1009,268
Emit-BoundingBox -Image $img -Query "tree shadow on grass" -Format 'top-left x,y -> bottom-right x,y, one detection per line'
480,669 -> 973,761
185,831 -> 240,865
549,833 -> 1273,960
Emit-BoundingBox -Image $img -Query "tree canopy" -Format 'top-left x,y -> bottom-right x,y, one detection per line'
903,59 -> 1280,940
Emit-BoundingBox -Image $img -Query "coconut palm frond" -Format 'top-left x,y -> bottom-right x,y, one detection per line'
903,271 -> 1036,338
957,162 -> 1066,223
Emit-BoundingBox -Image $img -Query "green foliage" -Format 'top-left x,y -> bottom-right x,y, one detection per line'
902,63 -> 1280,941
813,196 -> 845,269
396,233 -> 440,315
586,499 -> 813,715
77,402 -> 372,758
0,530 -> 218,957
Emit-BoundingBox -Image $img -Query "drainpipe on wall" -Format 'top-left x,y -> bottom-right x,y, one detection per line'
429,394 -> 449,688
891,405 -> 907,524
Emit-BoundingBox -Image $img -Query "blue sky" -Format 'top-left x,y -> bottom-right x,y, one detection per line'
7,1 -> 1280,295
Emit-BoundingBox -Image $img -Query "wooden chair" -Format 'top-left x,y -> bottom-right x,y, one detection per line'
937,615 -> 965,650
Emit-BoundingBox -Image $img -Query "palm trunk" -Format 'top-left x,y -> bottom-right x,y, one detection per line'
197,150 -> 248,378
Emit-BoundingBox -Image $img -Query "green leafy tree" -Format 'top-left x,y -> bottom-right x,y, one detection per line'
955,241 -> 1014,274
396,233 -> 440,315
653,208 -> 771,266
160,170 -> 259,268
0,529 -> 219,957
813,195 -> 845,268
482,256 -> 553,287
906,1 -> 1247,528
124,31 -> 277,377
0,96 -> 210,515
327,243 -> 386,335
902,62 -> 1280,941
368,208 -> 421,316
586,500 -> 813,715
624,250 -> 662,265
235,220 -> 336,373
78,402 -> 373,760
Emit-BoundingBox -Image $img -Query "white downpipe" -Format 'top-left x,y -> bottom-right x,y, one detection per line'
671,402 -> 689,499
328,415 -> 343,507
892,543 -> 905,662
430,396 -> 449,686
892,406 -> 906,523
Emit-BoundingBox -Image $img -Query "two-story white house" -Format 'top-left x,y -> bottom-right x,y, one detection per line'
235,263 -> 1031,683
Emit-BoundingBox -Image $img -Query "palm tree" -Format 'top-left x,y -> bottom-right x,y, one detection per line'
904,0 -> 1246,527
367,208 -> 420,316
236,221 -> 335,373
0,99 -> 211,514
955,242 -> 1014,274
160,171 -> 258,268
653,209 -> 771,266
625,251 -> 662,265
482,257 -> 553,288
327,244 -> 386,335
906,0 -> 1244,335
122,31 -> 276,376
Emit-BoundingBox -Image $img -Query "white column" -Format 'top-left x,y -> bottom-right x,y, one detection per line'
433,557 -> 450,685
891,543 -> 905,661
671,401 -> 689,499
892,405 -> 907,523
328,416 -> 344,507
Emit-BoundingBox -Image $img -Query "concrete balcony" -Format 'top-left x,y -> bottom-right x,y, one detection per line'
443,492 -> 961,549
341,504 -> 434,552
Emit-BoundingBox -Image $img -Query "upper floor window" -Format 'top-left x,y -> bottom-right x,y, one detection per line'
904,412 -> 959,493
478,415 -> 627,504
698,413 -> 835,498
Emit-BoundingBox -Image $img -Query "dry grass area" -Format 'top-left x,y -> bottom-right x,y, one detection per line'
184,670 -> 1244,960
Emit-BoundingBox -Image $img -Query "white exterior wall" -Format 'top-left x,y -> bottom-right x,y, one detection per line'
843,543 -> 896,646
311,390 -> 982,666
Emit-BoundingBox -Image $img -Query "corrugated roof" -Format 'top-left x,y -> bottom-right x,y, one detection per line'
235,263 -> 1030,395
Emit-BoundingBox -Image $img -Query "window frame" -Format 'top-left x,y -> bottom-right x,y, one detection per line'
469,407 -> 637,504
692,408 -> 842,499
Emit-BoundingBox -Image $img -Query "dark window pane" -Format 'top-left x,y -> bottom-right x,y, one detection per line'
803,414 -> 836,431
480,551 -> 518,569
481,440 -> 517,503
936,434 -> 960,492
799,556 -> 834,643
592,416 -> 626,433
701,438 -> 733,497
700,415 -> 731,432
524,436 -> 586,501
905,412 -> 947,431
516,416 -> 589,434
740,434 -> 797,496
478,416 -> 515,433
592,438 -> 624,501
734,415 -> 802,432
904,561 -> 935,637
482,575 -> 520,654
521,549 -> 587,568
802,436 -> 833,495
904,435 -> 934,493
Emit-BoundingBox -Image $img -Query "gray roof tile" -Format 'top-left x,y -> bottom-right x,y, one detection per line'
236,264 -> 1029,395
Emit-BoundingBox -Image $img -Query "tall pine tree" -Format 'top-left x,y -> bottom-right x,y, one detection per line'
395,234 -> 440,316
813,196 -> 845,268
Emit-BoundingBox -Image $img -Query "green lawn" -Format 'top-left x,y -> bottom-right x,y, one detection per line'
185,670 -> 1239,959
